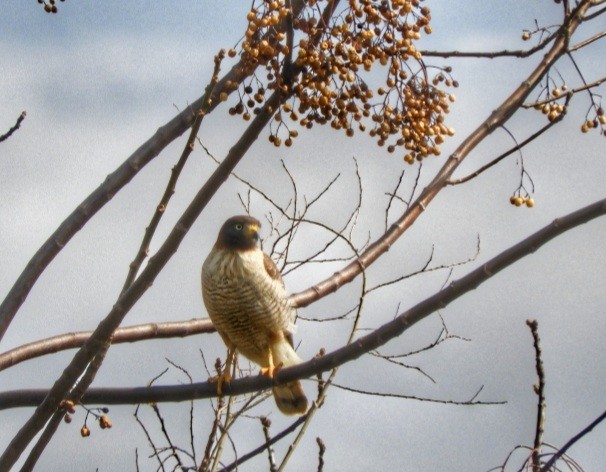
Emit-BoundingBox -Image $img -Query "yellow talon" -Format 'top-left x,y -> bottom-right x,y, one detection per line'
209,371 -> 232,395
261,349 -> 283,378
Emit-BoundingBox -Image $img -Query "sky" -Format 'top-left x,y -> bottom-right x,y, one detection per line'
1,1 -> 605,471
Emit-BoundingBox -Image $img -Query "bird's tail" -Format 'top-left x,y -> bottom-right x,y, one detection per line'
270,339 -> 308,415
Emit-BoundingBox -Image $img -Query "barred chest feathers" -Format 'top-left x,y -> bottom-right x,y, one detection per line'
202,248 -> 296,339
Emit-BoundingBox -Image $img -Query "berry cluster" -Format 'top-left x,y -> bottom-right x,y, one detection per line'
227,0 -> 454,163
580,107 -> 605,135
510,195 -> 535,208
37,0 -> 64,14
60,400 -> 113,438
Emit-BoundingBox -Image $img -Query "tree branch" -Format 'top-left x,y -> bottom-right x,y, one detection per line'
540,409 -> 606,471
2,196 -> 603,411
290,0 -> 593,310
527,320 -> 546,472
0,1 -> 311,342
0,87 -> 291,470
445,106 -> 568,186
0,319 -> 214,372
0,111 -> 26,143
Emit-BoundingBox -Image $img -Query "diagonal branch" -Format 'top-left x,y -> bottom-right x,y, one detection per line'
540,409 -> 606,472
290,0 -> 594,310
2,196 -> 603,411
0,111 -> 26,143
445,101 -> 570,187
121,51 -> 226,292
0,88 -> 291,470
0,65 -> 227,342
0,0 -> 310,343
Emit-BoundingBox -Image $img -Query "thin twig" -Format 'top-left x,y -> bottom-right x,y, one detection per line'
330,382 -> 504,406
522,76 -> 605,108
0,111 -> 26,143
134,404 -> 167,472
527,320 -> 546,472
122,52 -> 225,291
199,395 -> 224,472
446,104 -> 569,186
316,437 -> 326,472
219,415 -> 308,472
261,417 -> 277,472
540,409 -> 606,471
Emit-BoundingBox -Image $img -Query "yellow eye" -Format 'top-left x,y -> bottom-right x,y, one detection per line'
235,224 -> 243,230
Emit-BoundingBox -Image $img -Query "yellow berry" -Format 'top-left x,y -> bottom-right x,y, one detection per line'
525,198 -> 535,208
99,415 -> 112,429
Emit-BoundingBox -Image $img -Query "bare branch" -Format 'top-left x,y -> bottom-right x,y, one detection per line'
0,111 -> 26,143
0,1 -> 311,342
540,410 -> 606,471
0,85 -> 291,470
260,417 -> 277,472
446,106 -> 569,186
330,382 -> 505,406
316,437 -> 326,472
0,319 -> 214,372
219,414 -> 308,472
2,195 -> 604,411
419,33 -> 556,59
527,320 -> 546,472
122,52 -> 226,292
18,412 -> 62,472
290,0 -> 593,310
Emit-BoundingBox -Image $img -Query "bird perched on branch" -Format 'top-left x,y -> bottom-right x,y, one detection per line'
202,215 -> 308,415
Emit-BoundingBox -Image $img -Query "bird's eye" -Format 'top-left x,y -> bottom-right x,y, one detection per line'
235,224 -> 243,230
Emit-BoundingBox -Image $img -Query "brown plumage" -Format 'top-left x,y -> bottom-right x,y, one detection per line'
201,215 -> 308,415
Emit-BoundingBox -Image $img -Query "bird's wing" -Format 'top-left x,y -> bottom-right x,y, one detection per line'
263,252 -> 285,287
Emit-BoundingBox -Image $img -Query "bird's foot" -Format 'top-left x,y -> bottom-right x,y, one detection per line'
261,362 -> 283,378
208,371 -> 232,396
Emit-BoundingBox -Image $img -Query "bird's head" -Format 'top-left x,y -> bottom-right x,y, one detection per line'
215,215 -> 261,251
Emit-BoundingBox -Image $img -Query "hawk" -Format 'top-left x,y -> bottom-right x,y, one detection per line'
202,215 -> 308,415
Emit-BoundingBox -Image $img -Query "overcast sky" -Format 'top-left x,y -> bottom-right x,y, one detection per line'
1,1 -> 605,471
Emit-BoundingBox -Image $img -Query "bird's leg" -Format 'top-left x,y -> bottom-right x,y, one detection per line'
261,349 -> 276,378
260,347 -> 283,378
209,348 -> 235,395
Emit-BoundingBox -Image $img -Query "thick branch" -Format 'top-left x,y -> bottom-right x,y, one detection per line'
0,319 -> 213,372
290,0 -> 593,309
0,89 -> 289,470
0,1 -> 310,342
2,196 -> 603,410
0,70 -> 221,341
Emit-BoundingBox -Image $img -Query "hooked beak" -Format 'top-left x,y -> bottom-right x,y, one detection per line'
245,224 -> 260,242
